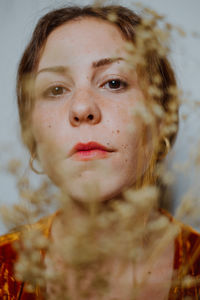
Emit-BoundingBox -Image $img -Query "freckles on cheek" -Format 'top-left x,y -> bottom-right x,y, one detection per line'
32,110 -> 54,144
111,129 -> 120,134
121,144 -> 130,164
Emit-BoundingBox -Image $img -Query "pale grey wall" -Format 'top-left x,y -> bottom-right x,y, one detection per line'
0,0 -> 200,234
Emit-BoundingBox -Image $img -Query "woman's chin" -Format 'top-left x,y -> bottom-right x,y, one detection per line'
48,162 -> 137,204
59,177 -> 133,205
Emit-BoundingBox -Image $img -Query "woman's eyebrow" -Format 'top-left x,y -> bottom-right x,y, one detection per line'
36,57 -> 124,77
92,57 -> 124,68
36,66 -> 69,77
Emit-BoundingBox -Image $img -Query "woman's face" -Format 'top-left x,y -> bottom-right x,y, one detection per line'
32,17 -> 154,202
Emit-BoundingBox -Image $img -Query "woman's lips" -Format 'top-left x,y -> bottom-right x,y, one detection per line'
73,149 -> 109,161
71,142 -> 114,161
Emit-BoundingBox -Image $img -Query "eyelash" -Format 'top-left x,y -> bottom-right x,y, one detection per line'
102,79 -> 129,91
42,85 -> 68,98
42,78 -> 129,98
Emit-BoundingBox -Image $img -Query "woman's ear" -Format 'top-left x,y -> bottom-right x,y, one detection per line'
157,136 -> 170,161
154,118 -> 171,161
29,147 -> 44,175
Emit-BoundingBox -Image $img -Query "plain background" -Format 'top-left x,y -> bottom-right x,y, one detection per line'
0,0 -> 200,234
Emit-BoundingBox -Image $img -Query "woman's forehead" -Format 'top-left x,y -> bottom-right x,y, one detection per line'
37,17 -> 128,71
46,17 -> 125,41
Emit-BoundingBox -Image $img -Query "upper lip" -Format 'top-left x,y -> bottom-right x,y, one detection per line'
72,142 -> 114,154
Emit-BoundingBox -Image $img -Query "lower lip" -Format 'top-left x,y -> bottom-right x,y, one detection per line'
72,149 -> 109,161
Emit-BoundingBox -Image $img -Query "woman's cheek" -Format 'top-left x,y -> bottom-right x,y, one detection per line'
32,106 -> 60,146
31,106 -> 49,142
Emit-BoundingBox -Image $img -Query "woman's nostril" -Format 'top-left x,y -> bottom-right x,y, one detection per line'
87,114 -> 94,120
74,116 -> 79,122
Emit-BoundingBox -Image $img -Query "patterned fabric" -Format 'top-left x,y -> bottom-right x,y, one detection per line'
0,231 -> 37,300
168,224 -> 200,299
0,212 -> 200,299
0,216 -> 53,300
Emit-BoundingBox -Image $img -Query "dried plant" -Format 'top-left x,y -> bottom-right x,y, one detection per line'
1,1 -> 200,299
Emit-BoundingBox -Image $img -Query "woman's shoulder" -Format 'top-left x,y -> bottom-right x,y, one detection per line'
160,210 -> 200,299
180,222 -> 200,248
0,229 -> 23,299
0,230 -> 20,262
0,213 -> 56,300
162,209 -> 200,244
176,221 -> 200,273
174,223 -> 200,299
162,209 -> 200,270
0,213 -> 55,260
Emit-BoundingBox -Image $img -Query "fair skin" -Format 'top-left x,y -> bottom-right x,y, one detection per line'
32,17 -> 154,203
32,18 -> 174,299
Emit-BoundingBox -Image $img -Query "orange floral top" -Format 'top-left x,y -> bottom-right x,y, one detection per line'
0,212 -> 200,300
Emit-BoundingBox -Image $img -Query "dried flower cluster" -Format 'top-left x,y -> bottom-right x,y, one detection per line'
1,1 -> 200,299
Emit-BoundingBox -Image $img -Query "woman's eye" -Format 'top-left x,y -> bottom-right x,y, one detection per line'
103,79 -> 128,91
44,86 -> 67,97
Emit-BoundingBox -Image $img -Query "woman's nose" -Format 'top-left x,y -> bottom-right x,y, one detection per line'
69,89 -> 101,126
